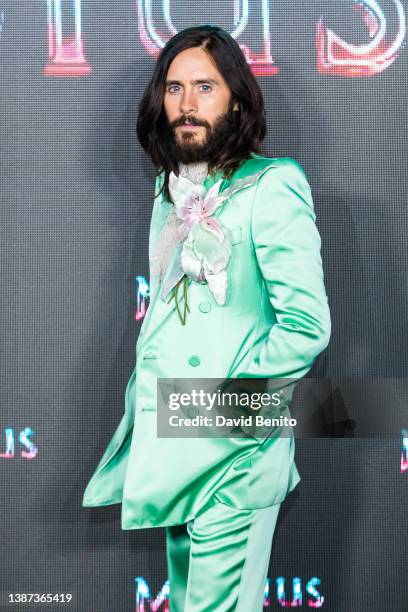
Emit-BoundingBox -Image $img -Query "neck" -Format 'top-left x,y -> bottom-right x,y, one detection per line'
178,160 -> 209,185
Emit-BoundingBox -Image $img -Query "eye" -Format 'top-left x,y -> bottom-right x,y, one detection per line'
167,85 -> 180,94
200,84 -> 212,92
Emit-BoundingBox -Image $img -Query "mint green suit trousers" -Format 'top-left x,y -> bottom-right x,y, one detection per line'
166,498 -> 281,611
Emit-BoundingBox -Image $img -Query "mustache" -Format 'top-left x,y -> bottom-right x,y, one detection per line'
170,116 -> 209,129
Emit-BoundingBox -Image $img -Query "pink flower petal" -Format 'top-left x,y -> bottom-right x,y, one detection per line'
178,216 -> 199,241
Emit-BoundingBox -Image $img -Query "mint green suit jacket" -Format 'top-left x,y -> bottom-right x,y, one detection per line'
82,154 -> 331,530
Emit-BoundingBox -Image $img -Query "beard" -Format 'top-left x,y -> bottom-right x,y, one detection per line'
162,107 -> 238,166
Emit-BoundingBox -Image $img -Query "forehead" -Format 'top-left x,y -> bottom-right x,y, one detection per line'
166,47 -> 224,80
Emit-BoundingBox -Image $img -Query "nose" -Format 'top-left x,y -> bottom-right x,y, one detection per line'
180,88 -> 198,114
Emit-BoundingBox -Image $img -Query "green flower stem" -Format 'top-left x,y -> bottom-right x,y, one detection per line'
166,275 -> 191,325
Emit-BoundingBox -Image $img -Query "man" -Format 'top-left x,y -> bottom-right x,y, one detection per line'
82,24 -> 331,611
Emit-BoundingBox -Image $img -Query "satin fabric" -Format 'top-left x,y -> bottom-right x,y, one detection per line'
82,154 -> 331,530
166,500 -> 281,611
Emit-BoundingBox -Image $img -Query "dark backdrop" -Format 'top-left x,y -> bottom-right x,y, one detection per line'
0,2 -> 407,610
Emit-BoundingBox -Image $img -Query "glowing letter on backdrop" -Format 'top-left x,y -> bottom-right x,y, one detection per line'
135,275 -> 149,321
0,10 -> 4,42
401,428 -> 408,473
44,0 -> 92,76
316,0 -> 406,76
276,576 -> 303,607
135,576 -> 170,610
20,427 -> 38,459
263,578 -> 271,607
306,577 -> 325,608
136,0 -> 279,75
0,428 -> 14,458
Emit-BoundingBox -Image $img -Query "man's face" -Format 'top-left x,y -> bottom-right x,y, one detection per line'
163,46 -> 239,164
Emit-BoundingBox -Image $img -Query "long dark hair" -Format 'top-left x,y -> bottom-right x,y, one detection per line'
136,24 -> 267,202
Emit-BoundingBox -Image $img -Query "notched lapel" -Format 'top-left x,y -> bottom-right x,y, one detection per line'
138,245 -> 187,349
212,160 -> 280,223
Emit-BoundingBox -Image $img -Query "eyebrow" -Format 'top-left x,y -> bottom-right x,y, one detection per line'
165,78 -> 219,87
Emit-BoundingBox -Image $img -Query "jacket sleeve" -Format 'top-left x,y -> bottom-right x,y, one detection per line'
232,158 -> 331,383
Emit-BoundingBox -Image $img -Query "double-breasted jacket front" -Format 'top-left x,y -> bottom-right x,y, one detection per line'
82,153 -> 331,530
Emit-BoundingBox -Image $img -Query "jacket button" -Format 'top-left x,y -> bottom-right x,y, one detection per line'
188,355 -> 201,367
199,301 -> 211,313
